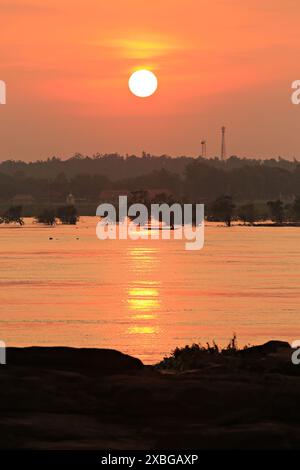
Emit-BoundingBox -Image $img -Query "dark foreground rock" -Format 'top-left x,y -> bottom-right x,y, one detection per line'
1,342 -> 300,449
6,347 -> 143,375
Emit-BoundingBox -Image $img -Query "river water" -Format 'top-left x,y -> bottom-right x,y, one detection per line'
0,217 -> 299,363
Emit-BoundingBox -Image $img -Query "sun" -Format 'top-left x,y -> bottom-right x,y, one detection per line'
128,70 -> 158,98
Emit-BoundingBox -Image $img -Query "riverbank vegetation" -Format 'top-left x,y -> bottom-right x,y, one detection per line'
1,155 -> 300,226
1,194 -> 300,227
0,205 -> 79,226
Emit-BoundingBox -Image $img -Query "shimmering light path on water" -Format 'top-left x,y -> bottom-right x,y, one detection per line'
1,218 -> 299,363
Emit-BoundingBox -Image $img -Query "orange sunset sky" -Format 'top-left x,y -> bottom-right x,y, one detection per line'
1,0 -> 300,160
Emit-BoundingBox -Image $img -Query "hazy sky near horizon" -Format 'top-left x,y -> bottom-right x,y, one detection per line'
1,0 -> 300,161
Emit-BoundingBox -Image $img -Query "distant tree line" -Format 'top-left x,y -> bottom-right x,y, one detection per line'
0,155 -> 300,203
0,154 -> 298,181
2,196 -> 300,227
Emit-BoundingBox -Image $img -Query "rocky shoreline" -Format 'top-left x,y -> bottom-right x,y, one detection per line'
1,341 -> 300,449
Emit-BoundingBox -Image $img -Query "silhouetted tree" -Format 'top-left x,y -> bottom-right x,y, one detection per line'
211,195 -> 235,226
56,205 -> 79,225
0,206 -> 24,225
35,208 -> 56,225
267,199 -> 285,224
292,197 -> 300,221
237,203 -> 258,225
284,202 -> 294,222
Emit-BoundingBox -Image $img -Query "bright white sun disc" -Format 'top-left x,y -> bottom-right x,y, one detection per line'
129,70 -> 158,98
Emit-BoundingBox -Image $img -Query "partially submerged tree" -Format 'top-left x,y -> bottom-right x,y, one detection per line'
211,195 -> 235,227
35,208 -> 56,226
237,203 -> 258,225
292,197 -> 300,222
56,205 -> 79,225
267,199 -> 285,224
0,205 -> 24,225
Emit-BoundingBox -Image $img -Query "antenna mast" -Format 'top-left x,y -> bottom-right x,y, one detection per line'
201,140 -> 207,158
221,126 -> 226,160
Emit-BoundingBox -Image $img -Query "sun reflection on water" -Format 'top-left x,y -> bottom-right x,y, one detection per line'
126,247 -> 161,336
128,326 -> 159,335
128,287 -> 160,313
